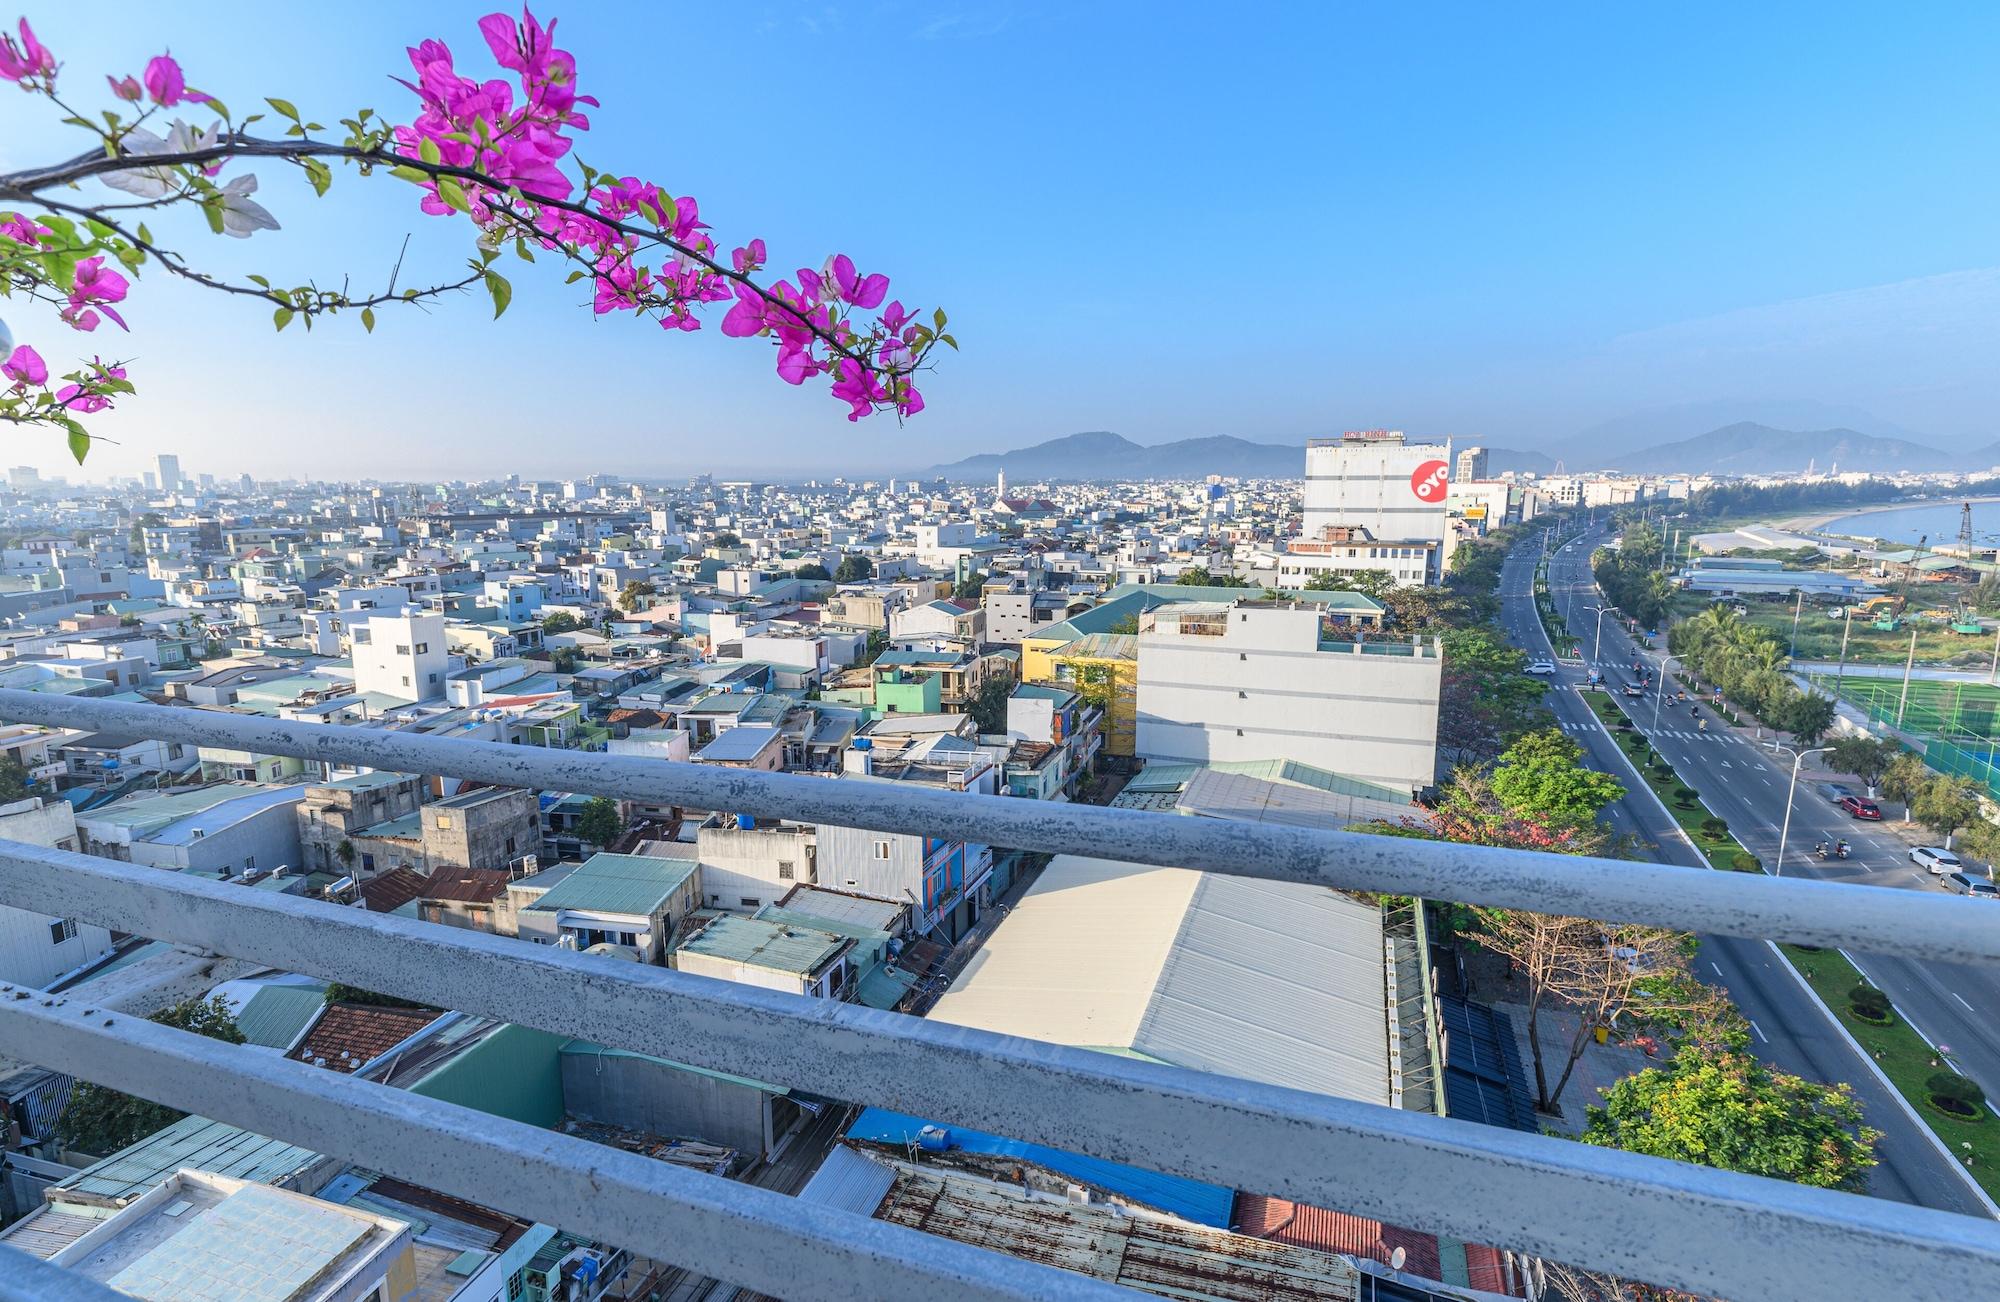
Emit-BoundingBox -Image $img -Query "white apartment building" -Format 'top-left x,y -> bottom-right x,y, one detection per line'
1268,526 -> 1442,588
0,797 -> 114,988
1134,601 -> 1441,793
1301,430 -> 1452,552
351,608 -> 449,702
694,818 -> 818,913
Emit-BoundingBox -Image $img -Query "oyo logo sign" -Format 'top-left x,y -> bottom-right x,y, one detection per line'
1410,459 -> 1449,503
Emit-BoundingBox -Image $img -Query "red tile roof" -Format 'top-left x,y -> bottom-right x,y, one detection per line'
294,1003 -> 439,1074
420,866 -> 511,903
1233,1194 -> 1441,1282
357,867 -> 428,913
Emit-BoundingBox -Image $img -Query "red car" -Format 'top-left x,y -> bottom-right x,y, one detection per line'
1840,795 -> 1883,821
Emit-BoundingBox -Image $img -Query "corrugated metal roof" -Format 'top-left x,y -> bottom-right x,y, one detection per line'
694,724 -> 783,762
56,1115 -> 322,1207
845,1109 -> 1233,1227
927,856 -> 1393,1106
675,914 -> 849,975
794,1143 -> 897,1216
873,1162 -> 1359,1299
1234,1194 -> 1439,1284
1438,996 -> 1539,1133
1174,768 -> 1412,832
1134,874 -> 1391,1105
106,1182 -> 375,1302
773,886 -> 902,930
235,985 -> 328,1050
525,850 -> 698,916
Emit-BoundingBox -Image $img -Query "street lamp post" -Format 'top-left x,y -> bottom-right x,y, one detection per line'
1651,654 -> 1683,731
1769,742 -> 1834,877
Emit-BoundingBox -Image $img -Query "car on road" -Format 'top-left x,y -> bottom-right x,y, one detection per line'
1819,782 -> 1855,805
1526,660 -> 1556,675
1944,872 -> 2000,899
1621,683 -> 1646,697
1913,847 -> 1964,875
1839,795 -> 1883,821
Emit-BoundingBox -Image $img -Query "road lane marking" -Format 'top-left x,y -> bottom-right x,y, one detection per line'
1750,1019 -> 1768,1044
1711,962 -> 1724,978
1957,992 -> 1976,1012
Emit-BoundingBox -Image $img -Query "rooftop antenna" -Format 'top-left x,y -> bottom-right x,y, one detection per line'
1961,501 -> 1975,552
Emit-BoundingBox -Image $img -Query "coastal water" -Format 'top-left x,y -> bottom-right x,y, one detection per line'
1821,498 -> 2000,547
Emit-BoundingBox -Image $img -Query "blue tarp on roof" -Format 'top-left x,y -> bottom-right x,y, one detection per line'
845,1106 -> 1233,1226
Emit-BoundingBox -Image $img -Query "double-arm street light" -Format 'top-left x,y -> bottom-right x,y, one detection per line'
1767,741 -> 1834,877
1650,654 -> 1683,731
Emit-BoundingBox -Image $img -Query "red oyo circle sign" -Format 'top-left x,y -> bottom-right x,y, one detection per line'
1410,459 -> 1450,503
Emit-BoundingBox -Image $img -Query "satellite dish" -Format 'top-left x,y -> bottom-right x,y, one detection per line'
1390,1247 -> 1407,1271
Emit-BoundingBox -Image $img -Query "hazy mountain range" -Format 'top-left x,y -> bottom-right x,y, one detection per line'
925,412 -> 2000,483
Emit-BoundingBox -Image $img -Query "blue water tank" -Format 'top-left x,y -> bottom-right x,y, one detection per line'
853,737 -> 873,751
917,1125 -> 951,1152
737,813 -> 755,830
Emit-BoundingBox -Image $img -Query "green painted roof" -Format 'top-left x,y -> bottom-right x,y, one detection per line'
676,913 -> 849,974
55,1114 -> 321,1206
526,851 -> 698,916
1125,757 -> 1409,804
557,1039 -> 782,1094
234,984 -> 327,1050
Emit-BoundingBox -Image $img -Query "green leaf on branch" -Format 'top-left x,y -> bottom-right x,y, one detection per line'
485,271 -> 512,319
136,223 -> 152,245
390,166 -> 430,185
202,202 -> 225,236
273,306 -> 295,332
66,425 -> 90,465
266,97 -> 300,121
437,179 -> 471,213
361,307 -> 376,334
418,135 -> 441,165
247,274 -> 270,288
302,158 -> 332,197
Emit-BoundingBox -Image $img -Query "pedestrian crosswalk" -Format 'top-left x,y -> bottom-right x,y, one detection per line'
1557,719 -> 1748,744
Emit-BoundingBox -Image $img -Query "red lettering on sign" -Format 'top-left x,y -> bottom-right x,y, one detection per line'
1410,459 -> 1449,503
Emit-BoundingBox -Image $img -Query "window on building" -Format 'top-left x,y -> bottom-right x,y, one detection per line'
402,676 -> 411,687
778,861 -> 795,880
244,856 -> 255,871
361,853 -> 376,871
415,641 -> 430,653
506,835 -> 517,853
49,917 -> 76,944
396,645 -> 411,655
434,815 -> 453,830
872,840 -> 891,860
739,897 -> 760,908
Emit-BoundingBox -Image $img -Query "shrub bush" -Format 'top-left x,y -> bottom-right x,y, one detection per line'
1848,984 -> 1892,1024
1731,852 -> 1761,873
1672,786 -> 1698,809
1699,816 -> 1729,841
1926,1071 -> 1985,1118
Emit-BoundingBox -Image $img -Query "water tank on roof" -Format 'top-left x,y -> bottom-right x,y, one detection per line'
736,813 -> 755,830
852,737 -> 873,751
917,1125 -> 952,1152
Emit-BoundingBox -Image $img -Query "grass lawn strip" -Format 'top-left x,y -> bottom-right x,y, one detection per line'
1780,943 -> 2000,1202
1584,689 -> 1750,871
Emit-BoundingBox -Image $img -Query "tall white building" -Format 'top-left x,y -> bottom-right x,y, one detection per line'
0,797 -> 114,988
1301,430 -> 1452,548
1135,601 -> 1441,793
154,452 -> 182,493
352,608 -> 449,702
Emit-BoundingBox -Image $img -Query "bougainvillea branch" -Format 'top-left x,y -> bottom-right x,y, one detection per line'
0,9 -> 951,461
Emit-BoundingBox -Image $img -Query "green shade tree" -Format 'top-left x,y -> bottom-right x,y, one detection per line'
1581,1045 -> 1880,1191
1911,774 -> 1982,848
617,579 -> 658,613
1782,691 -> 1838,746
1827,735 -> 1896,795
1880,753 -> 1931,822
834,555 -> 875,583
1489,729 -> 1625,832
795,562 -> 832,581
541,611 -> 582,633
59,998 -> 245,1155
0,755 -> 32,802
575,796 -> 626,847
967,676 -> 1015,734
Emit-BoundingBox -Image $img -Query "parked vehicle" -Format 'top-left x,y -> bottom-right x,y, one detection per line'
1526,660 -> 1556,676
1839,795 -> 1883,821
1819,783 -> 1856,805
1913,847 -> 1964,875
1945,872 -> 2000,899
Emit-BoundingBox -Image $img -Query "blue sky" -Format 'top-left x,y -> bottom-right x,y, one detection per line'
6,1 -> 1999,480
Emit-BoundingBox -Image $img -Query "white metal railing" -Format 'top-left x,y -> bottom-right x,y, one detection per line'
0,690 -> 1997,1299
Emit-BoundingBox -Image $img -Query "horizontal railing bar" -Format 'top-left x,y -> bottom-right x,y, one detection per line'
0,985 -> 1134,1302
4,842 -> 1995,1302
0,689 -> 1991,963
0,1246 -> 132,1302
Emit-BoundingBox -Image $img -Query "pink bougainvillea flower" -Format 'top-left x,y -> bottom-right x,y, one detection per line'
0,18 -> 53,82
0,211 -> 50,246
732,239 -> 766,274
2,345 -> 46,387
64,257 -> 130,332
107,73 -> 142,101
143,53 -> 205,106
55,384 -> 110,414
823,254 -> 889,309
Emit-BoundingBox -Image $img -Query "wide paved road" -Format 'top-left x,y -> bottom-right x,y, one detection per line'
1500,531 -> 1991,1215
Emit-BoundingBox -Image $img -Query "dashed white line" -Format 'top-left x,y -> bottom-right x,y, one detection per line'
1750,1019 -> 1768,1044
1710,962 -> 1724,978
1956,992 -> 1976,1012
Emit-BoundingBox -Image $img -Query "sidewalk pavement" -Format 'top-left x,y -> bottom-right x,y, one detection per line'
1487,997 -> 1664,1136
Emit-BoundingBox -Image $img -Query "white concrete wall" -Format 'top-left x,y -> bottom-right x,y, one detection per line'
0,798 -> 113,987
1136,608 -> 1441,792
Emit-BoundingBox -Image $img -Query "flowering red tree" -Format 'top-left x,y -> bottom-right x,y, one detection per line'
0,11 -> 950,460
